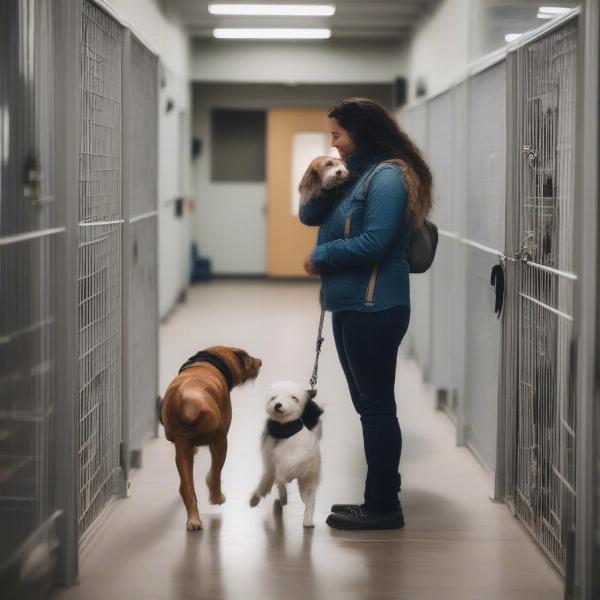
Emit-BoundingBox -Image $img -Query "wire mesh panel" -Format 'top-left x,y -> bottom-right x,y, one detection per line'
0,238 -> 58,581
398,104 -> 431,376
463,246 -> 503,469
465,65 -> 507,252
427,90 -> 461,418
512,20 -> 578,572
0,0 -> 60,596
78,0 -> 123,538
0,238 -> 59,598
128,38 -> 159,217
501,52 -> 522,508
463,62 -> 506,472
127,219 -> 158,453
125,37 -> 159,458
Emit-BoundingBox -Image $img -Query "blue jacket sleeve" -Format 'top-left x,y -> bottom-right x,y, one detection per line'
298,190 -> 336,226
310,166 -> 406,268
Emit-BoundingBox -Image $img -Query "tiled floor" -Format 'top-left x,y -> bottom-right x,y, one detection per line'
50,280 -> 563,600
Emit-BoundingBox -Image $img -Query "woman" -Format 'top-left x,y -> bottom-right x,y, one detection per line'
300,97 -> 432,530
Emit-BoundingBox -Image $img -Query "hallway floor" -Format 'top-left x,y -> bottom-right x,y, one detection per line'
50,280 -> 563,600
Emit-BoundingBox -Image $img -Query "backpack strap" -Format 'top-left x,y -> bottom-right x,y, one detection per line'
356,161 -> 402,202
355,161 -> 403,306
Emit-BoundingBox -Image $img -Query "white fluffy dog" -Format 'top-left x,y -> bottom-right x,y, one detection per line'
250,381 -> 323,528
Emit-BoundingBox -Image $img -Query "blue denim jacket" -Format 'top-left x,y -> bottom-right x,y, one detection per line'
300,154 -> 411,313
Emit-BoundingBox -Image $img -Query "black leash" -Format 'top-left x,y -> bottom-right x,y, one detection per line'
309,307 -> 326,392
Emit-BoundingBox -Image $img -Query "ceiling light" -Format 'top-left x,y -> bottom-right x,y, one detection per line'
505,33 -> 522,42
213,28 -> 331,39
537,6 -> 571,18
209,4 -> 336,16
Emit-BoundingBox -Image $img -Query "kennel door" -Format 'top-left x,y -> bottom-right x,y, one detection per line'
511,19 -> 578,574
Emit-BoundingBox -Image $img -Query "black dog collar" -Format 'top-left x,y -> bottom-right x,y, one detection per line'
178,351 -> 234,390
266,399 -> 324,439
267,418 -> 304,439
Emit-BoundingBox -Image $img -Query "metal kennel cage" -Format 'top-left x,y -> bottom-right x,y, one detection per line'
506,17 -> 578,573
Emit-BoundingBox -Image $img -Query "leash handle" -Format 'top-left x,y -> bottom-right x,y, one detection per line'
309,307 -> 326,391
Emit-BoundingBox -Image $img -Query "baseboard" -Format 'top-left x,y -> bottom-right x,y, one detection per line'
465,439 -> 497,500
209,273 -> 266,280
206,274 -> 317,282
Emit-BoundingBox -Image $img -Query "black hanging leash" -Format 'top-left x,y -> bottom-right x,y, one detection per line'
309,307 -> 326,392
491,263 -> 505,319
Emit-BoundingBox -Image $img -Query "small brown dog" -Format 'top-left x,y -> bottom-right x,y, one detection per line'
298,155 -> 350,207
160,346 -> 262,531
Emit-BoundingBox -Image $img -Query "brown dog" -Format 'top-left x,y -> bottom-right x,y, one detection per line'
160,346 -> 262,530
298,155 -> 350,207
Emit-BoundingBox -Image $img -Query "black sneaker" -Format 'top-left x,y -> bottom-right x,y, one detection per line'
326,505 -> 405,530
330,503 -> 361,515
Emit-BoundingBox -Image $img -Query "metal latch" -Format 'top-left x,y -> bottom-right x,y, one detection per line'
24,152 -> 41,203
516,232 -> 537,261
521,145 -> 538,166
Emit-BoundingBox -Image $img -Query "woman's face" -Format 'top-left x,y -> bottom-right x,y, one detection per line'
329,118 -> 356,160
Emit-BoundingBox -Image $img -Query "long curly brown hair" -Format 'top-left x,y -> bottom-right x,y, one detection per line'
328,97 -> 433,227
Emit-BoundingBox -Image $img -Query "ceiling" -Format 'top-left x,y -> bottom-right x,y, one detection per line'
162,0 -> 437,41
471,0 -> 580,58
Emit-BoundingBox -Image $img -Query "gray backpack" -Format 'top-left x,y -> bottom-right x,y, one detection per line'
408,219 -> 438,273
363,163 -> 438,274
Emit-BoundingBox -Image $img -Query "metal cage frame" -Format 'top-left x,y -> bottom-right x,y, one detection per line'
504,15 -> 579,575
0,0 -> 160,593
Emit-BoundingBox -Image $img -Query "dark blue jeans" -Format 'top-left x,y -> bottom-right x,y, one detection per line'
332,305 -> 410,513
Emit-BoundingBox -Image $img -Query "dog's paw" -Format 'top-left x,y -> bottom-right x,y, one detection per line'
186,518 -> 203,531
303,519 -> 315,528
249,494 -> 260,507
209,491 -> 226,505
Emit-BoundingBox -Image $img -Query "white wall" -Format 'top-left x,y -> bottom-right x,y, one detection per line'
158,75 -> 193,315
105,0 -> 189,81
400,0 -> 472,104
192,39 -> 403,84
105,0 -> 193,318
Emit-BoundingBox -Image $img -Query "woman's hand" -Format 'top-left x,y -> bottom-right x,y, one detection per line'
303,255 -> 320,277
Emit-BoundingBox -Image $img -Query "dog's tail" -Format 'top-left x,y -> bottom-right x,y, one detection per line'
177,387 -> 221,432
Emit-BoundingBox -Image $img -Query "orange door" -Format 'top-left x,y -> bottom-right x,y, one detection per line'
266,108 -> 332,276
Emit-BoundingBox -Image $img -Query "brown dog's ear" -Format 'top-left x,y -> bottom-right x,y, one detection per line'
232,349 -> 248,365
298,164 -> 322,207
